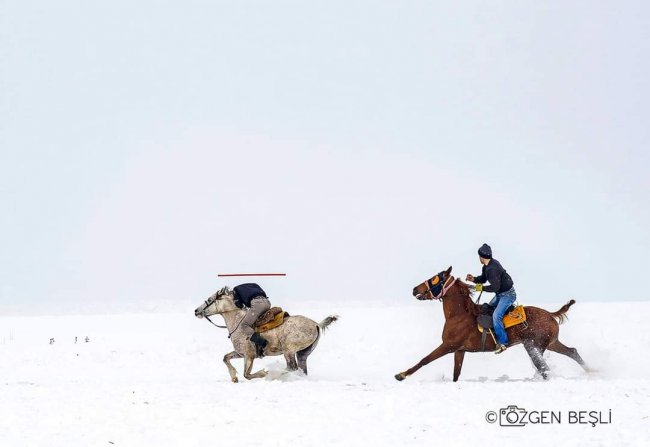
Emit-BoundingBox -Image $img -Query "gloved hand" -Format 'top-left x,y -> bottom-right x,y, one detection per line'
474,284 -> 483,292
466,274 -> 474,282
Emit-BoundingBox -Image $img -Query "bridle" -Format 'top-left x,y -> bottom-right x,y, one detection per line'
201,295 -> 228,329
199,289 -> 246,338
419,273 -> 457,301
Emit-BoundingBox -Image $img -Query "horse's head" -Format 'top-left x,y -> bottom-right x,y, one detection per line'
194,286 -> 238,318
412,266 -> 455,301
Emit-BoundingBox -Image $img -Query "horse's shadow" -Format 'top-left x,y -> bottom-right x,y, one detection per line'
468,375 -> 538,383
462,372 -> 594,383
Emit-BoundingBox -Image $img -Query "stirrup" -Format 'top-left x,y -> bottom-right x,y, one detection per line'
494,344 -> 508,354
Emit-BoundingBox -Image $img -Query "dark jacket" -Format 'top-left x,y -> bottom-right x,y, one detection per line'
233,283 -> 267,308
474,259 -> 514,294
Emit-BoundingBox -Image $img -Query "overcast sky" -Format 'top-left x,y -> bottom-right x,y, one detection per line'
1,1 -> 649,313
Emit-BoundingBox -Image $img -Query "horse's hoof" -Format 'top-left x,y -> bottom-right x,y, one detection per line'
394,373 -> 406,381
232,377 -> 239,383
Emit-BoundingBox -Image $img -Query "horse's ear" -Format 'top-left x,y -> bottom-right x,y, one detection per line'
445,266 -> 453,277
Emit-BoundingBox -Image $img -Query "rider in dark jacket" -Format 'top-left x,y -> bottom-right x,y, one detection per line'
466,244 -> 516,354
233,283 -> 270,357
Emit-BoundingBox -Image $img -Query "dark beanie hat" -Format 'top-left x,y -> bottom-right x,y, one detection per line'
478,243 -> 492,259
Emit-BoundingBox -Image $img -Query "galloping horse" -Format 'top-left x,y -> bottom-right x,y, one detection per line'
195,287 -> 338,382
394,266 -> 589,381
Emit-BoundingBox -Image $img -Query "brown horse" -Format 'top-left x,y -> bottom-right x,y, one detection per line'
394,266 -> 589,381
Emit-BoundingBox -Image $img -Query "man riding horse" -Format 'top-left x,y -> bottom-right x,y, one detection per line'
232,283 -> 271,356
466,243 -> 516,354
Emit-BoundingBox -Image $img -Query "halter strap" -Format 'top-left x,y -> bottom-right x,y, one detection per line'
428,275 -> 457,300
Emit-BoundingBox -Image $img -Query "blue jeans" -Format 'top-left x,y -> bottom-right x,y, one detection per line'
489,287 -> 517,345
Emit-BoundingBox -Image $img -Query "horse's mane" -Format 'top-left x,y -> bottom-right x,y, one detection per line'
453,279 -> 480,316
454,279 -> 473,297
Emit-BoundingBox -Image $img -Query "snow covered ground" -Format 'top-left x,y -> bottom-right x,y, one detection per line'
1,300 -> 648,446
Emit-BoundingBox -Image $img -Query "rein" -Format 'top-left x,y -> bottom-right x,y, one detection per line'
204,314 -> 227,329
203,310 -> 245,339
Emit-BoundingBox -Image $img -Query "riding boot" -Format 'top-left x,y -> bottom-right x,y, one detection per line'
250,332 -> 268,358
494,343 -> 508,354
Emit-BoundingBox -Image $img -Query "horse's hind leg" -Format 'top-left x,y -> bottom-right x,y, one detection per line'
243,355 -> 268,380
284,352 -> 299,371
453,351 -> 465,382
296,329 -> 320,375
296,353 -> 308,375
524,343 -> 550,380
223,351 -> 242,383
547,340 -> 589,372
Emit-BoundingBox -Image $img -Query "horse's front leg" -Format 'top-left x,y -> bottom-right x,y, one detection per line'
243,355 -> 268,380
453,350 -> 465,382
395,343 -> 455,381
223,351 -> 242,383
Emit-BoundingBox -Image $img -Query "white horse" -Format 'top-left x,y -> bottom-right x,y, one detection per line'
195,287 -> 338,382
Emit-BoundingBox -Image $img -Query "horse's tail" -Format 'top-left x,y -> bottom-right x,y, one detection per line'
297,317 -> 336,362
318,315 -> 339,332
551,299 -> 576,325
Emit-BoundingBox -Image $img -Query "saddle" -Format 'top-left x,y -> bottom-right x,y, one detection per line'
254,307 -> 290,333
477,303 -> 527,351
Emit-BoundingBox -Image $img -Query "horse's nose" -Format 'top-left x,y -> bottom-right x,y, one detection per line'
194,309 -> 203,318
412,287 -> 418,296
